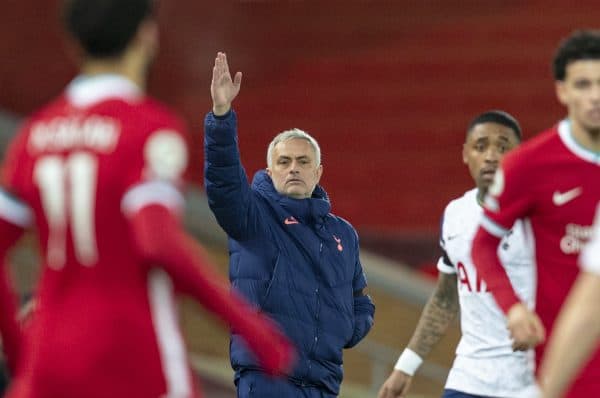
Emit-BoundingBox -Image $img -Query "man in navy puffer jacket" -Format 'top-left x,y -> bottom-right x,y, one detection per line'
204,52 -> 375,397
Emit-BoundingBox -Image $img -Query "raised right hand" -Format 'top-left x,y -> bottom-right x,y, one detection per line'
377,370 -> 413,398
211,52 -> 242,116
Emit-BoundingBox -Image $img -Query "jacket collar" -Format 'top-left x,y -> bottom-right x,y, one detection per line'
252,170 -> 331,223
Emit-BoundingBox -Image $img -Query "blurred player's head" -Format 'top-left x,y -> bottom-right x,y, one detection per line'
553,30 -> 600,133
463,110 -> 521,195
62,0 -> 158,67
266,129 -> 323,199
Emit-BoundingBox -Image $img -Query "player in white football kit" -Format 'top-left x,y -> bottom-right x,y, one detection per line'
539,204 -> 600,398
378,111 -> 538,398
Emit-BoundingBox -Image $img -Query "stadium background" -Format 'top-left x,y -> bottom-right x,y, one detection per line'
0,1 -> 596,397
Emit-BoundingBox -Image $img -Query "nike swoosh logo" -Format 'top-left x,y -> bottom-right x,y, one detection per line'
552,187 -> 582,206
284,217 -> 299,225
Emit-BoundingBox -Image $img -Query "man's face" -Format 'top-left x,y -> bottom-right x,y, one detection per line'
556,60 -> 600,133
463,122 -> 519,192
267,138 -> 323,199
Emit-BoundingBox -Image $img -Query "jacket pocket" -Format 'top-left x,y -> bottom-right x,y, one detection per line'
261,254 -> 281,307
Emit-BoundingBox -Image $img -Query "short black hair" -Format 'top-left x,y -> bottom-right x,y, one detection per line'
62,0 -> 155,58
553,30 -> 600,81
467,110 -> 522,142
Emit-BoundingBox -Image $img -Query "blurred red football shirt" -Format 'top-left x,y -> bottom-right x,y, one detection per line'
479,120 -> 600,397
1,75 -> 197,398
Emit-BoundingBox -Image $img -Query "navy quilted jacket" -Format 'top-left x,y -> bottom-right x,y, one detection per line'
204,111 -> 375,395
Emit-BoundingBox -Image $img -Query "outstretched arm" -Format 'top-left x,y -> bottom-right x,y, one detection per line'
539,271 -> 600,398
128,203 -> 295,375
378,272 -> 459,398
204,53 -> 262,240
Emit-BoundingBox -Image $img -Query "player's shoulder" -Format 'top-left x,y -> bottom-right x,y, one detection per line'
110,97 -> 189,153
329,214 -> 359,240
440,188 -> 478,235
96,97 -> 182,141
8,95 -> 69,148
22,95 -> 70,126
133,101 -> 190,182
1,95 -> 70,187
502,125 -> 559,168
331,214 -> 356,232
138,97 -> 186,130
445,188 -> 478,219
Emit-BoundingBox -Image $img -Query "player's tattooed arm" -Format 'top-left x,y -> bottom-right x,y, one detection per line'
407,272 -> 459,358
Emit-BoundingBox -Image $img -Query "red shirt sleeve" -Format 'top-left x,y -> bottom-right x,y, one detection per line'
472,152 -> 535,313
128,204 -> 295,375
472,227 -> 521,313
482,151 -> 535,231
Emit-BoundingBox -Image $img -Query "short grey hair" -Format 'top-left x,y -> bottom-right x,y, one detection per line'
266,128 -> 321,168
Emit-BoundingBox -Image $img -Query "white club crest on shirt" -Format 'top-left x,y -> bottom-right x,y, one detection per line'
144,130 -> 188,181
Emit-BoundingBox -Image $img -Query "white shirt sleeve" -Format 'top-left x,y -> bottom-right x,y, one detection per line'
437,206 -> 456,274
437,253 -> 456,274
0,188 -> 33,227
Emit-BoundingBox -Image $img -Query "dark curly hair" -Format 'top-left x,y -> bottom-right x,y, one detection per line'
62,0 -> 155,58
553,30 -> 600,81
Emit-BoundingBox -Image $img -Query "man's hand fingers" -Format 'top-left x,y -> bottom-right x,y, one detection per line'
510,327 -> 532,351
377,371 -> 411,398
233,71 -> 242,88
221,52 -> 229,74
377,387 -> 401,398
512,340 -> 529,351
212,65 -> 218,84
377,387 -> 387,398
510,321 -> 543,351
507,303 -> 547,351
